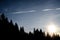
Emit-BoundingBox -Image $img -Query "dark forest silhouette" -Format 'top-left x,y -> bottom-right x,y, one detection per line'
0,13 -> 60,40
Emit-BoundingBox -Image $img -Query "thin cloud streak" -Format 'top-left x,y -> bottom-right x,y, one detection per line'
42,8 -> 60,12
42,9 -> 53,11
13,10 -> 36,14
56,8 -> 60,10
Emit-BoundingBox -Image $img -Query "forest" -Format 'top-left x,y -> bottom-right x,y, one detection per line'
0,13 -> 60,40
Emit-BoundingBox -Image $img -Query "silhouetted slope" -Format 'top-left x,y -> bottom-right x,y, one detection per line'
0,13 -> 60,40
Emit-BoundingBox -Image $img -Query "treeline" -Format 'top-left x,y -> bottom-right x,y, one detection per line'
0,13 -> 60,40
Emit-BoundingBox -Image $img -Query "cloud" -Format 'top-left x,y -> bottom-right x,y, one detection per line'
42,8 -> 60,12
13,10 -> 36,14
42,9 -> 53,11
56,8 -> 60,10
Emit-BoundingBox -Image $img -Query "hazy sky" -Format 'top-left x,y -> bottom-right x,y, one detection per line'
0,0 -> 60,33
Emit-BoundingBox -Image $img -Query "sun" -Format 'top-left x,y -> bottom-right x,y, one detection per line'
47,24 -> 56,33
46,23 -> 57,36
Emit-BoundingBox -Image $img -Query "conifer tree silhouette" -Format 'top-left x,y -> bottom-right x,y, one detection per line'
0,13 -> 60,40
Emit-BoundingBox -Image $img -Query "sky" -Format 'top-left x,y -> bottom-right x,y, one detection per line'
0,0 -> 60,33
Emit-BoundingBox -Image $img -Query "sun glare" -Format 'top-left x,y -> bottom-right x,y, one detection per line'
48,24 -> 56,33
46,23 -> 57,36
